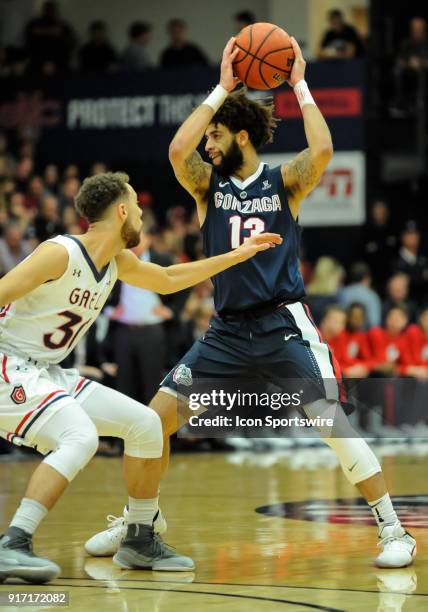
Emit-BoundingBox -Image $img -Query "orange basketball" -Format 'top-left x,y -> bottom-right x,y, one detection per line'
233,22 -> 295,90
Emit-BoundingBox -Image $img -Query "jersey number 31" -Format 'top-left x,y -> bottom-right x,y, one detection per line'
44,310 -> 90,350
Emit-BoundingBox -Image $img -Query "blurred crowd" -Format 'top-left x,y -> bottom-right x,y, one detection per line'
0,1 -> 425,86
305,198 -> 428,382
0,3 -> 261,77
0,2 -> 375,78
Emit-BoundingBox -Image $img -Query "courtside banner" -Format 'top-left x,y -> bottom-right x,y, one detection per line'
263,151 -> 366,227
0,60 -> 365,164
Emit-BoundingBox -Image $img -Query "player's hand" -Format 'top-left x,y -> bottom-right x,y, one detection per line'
287,36 -> 306,87
235,233 -> 283,262
220,37 -> 241,92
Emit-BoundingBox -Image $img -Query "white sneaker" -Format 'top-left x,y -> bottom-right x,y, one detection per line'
84,506 -> 167,557
375,522 -> 416,568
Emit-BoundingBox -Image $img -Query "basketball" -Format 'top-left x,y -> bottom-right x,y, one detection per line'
233,22 -> 295,90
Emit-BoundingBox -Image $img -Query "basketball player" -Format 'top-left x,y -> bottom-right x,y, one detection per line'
0,172 -> 281,583
88,38 -> 416,568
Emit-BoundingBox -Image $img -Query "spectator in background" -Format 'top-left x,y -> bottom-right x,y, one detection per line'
122,22 -> 152,71
407,307 -> 428,366
163,205 -> 188,259
330,303 -> 373,378
14,157 -> 34,192
160,19 -> 208,69
363,199 -> 398,292
29,194 -> 64,243
63,163 -> 80,180
91,162 -> 108,175
24,175 -> 46,213
59,177 -> 81,212
368,306 -> 427,378
24,1 -> 75,75
8,192 -> 30,230
0,223 -> 31,276
382,273 -> 417,323
62,206 -> 79,232
234,11 -> 256,31
338,262 -> 381,328
318,9 -> 365,59
79,21 -> 117,73
19,140 -> 35,160
407,306 -> 428,367
43,164 -> 59,194
305,256 -> 344,324
319,304 -> 346,344
391,220 -> 428,304
392,17 -> 428,114
109,231 -> 173,404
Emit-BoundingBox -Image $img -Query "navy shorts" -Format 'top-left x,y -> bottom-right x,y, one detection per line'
161,301 -> 346,410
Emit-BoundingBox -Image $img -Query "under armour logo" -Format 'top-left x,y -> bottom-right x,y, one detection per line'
73,269 -> 82,277
262,180 -> 271,190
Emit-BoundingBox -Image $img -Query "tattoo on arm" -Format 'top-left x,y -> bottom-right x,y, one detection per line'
176,151 -> 211,194
286,148 -> 318,197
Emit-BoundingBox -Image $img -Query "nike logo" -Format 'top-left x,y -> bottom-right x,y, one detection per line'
219,181 -> 229,187
348,461 -> 358,472
374,506 -> 385,523
284,333 -> 298,341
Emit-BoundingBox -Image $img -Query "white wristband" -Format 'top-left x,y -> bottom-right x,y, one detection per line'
293,79 -> 316,109
203,84 -> 228,113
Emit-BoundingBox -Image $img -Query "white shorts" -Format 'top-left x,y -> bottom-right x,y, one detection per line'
0,352 -> 95,448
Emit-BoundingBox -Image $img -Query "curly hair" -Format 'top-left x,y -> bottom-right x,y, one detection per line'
211,88 -> 279,149
75,172 -> 130,223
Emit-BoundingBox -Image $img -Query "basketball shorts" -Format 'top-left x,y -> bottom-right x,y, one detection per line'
0,352 -> 95,448
161,301 -> 348,411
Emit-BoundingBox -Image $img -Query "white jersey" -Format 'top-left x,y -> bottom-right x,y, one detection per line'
0,235 -> 117,364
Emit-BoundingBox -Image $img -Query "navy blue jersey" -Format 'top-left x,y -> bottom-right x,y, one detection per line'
202,162 -> 305,313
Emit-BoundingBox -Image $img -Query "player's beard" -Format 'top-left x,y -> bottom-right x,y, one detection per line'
216,140 -> 244,178
121,219 -> 142,248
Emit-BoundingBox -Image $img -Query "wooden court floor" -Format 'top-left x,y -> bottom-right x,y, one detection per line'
1,447 -> 428,611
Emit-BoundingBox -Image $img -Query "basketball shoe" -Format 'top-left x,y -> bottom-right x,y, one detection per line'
113,524 -> 194,571
85,506 -> 167,556
375,522 -> 416,568
0,527 -> 60,584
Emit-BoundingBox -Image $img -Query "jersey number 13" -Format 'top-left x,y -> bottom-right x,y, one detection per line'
229,216 -> 266,249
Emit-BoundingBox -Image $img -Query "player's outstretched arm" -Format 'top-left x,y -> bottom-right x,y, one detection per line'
281,36 -> 333,218
116,233 -> 282,294
168,37 -> 240,200
0,243 -> 68,307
